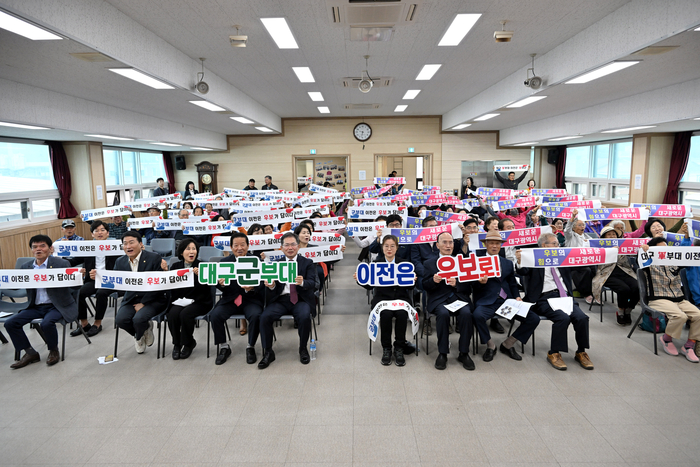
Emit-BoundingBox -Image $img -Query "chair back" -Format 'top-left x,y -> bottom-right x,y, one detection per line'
208,256 -> 225,263
680,268 -> 692,302
167,256 -> 180,268
15,257 -> 33,268
151,238 -> 176,257
636,269 -> 648,305
198,246 -> 222,261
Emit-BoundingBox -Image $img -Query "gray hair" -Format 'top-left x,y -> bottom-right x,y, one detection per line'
537,232 -> 559,247
610,220 -> 625,229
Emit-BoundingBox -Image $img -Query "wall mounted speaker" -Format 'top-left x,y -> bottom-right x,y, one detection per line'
175,155 -> 186,170
547,148 -> 560,165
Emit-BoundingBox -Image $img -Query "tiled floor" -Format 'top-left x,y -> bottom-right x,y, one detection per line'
1,242 -> 700,466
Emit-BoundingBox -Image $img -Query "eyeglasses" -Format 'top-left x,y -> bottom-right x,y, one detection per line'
387,222 -> 401,228
282,243 -> 298,248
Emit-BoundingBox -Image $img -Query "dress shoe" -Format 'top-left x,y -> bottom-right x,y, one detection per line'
499,343 -> 522,361
381,347 -> 392,366
86,325 -> 102,337
547,352 -> 567,371
144,321 -> 155,347
46,349 -> 60,366
172,346 -> 181,360
394,347 -> 405,366
180,340 -> 196,359
490,319 -> 505,334
258,348 -> 276,369
135,336 -> 146,354
402,340 -> 417,355
246,347 -> 257,364
215,347 -> 232,365
435,353 -> 447,370
10,351 -> 40,369
624,311 -> 633,325
457,352 -> 475,371
70,324 -> 91,337
482,347 -> 496,362
575,351 -> 594,370
299,347 -> 310,364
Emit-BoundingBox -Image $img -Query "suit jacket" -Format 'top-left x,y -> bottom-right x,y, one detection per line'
266,254 -> 316,307
171,259 -> 213,307
20,256 -> 78,322
83,255 -> 118,283
360,258 -> 414,309
113,249 -> 168,308
517,264 -> 575,303
422,256 -> 472,314
216,254 -> 265,308
409,243 -> 440,280
472,253 -> 519,307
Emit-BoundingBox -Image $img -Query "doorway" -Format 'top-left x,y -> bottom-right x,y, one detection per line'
375,154 -> 431,190
293,155 -> 349,192
461,160 -> 509,195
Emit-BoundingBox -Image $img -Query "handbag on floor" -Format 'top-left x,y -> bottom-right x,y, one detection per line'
639,313 -> 667,333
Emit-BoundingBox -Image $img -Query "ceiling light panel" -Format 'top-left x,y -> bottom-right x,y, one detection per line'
318,106 -> 330,114
308,92 -> 324,101
189,100 -> 226,111
260,18 -> 299,49
438,13 -> 481,46
109,68 -> 174,89
506,96 -> 547,108
292,67 -> 315,83
152,142 -> 181,146
402,90 -> 421,100
452,124 -> 471,130
565,61 -> 639,84
548,136 -> 583,141
190,147 -> 213,151
515,142 -> 539,146
601,125 -> 656,133
0,121 -> 49,129
231,117 -> 254,124
416,64 -> 441,81
0,10 -> 62,40
256,127 -> 273,132
394,105 -> 408,112
474,113 -> 499,121
85,134 -> 134,140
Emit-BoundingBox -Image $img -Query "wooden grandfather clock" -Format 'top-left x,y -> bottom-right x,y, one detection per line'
195,161 -> 218,193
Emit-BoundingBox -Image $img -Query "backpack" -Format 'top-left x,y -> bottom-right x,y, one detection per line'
639,313 -> 667,333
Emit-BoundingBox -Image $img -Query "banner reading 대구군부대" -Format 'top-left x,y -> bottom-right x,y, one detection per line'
95,269 -> 193,291
198,259 -> 297,286
638,247 -> 700,269
0,268 -> 83,289
519,247 -> 618,268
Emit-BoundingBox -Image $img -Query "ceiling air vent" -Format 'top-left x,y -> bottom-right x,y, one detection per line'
332,6 -> 341,23
70,52 -> 114,62
342,76 -> 394,88
344,104 -> 382,110
406,4 -> 417,21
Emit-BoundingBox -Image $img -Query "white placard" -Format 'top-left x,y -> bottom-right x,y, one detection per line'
346,221 -> 385,237
95,269 -> 194,291
367,300 -> 419,341
443,300 -> 469,312
0,268 -> 84,289
263,245 -> 344,263
547,297 -> 574,315
495,299 -> 533,320
53,240 -> 125,257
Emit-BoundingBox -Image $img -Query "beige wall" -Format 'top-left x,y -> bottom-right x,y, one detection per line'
630,134 -> 674,205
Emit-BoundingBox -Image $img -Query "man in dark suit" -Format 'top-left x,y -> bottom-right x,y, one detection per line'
114,231 -> 168,354
210,232 -> 265,365
423,232 -> 475,371
71,220 -> 118,338
5,235 -> 79,368
153,177 -> 168,196
472,230 -> 540,362
515,233 -> 593,370
409,216 -> 440,282
258,232 -> 317,368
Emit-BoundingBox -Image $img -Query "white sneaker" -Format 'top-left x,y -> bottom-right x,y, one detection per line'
135,336 -> 146,354
144,321 -> 155,347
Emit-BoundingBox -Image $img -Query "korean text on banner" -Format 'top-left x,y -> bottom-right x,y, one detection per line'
469,226 -> 552,250
198,259 -> 297,286
436,253 -> 501,282
519,247 -> 618,268
494,164 -> 529,172
576,208 -> 649,222
231,209 -> 295,227
346,221 -> 385,237
347,206 -> 406,220
183,221 -> 233,235
589,238 -> 649,255
531,189 -> 567,196
631,204 -> 692,218
373,177 -> 406,185
80,206 -> 132,222
356,262 -> 416,287
684,219 -> 700,239
382,223 -> 461,244
309,232 -> 346,246
95,269 -> 193,291
0,268 -> 83,289
54,240 -> 125,257
309,184 -> 339,194
638,247 -> 700,269
491,196 -> 539,212
265,245 -> 344,264
367,300 -> 419,340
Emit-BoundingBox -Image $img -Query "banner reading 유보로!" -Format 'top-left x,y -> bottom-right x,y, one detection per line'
576,208 -> 649,222
588,238 -> 649,255
95,269 -> 193,291
53,240 -> 125,257
519,247 -> 618,268
631,204 -> 692,218
264,245 -> 344,264
367,300 -> 419,341
382,223 -> 461,244
80,206 -> 132,222
0,268 -> 83,289
638,247 -> 700,269
198,259 -> 297,286
468,226 -> 552,250
494,164 -> 529,172
436,253 -> 501,282
355,262 -> 416,287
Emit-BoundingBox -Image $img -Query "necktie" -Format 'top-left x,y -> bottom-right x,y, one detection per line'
550,269 -> 568,297
290,284 -> 298,304
234,295 -> 242,307
498,273 -> 507,299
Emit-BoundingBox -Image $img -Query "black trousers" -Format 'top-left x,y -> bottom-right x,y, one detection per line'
534,291 -> 589,353
380,309 -> 408,350
260,295 -> 311,350
167,301 -> 211,347
604,267 -> 640,309
210,302 -> 263,347
77,281 -> 111,321
116,303 -> 165,339
4,305 -> 62,351
473,297 -> 540,345
570,266 -> 595,297
434,302 -> 472,354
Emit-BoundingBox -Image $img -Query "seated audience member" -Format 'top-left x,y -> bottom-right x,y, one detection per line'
244,179 -> 257,190
526,209 -> 548,228
423,232 -> 475,371
640,238 -> 700,362
592,226 -> 639,325
167,239 -> 213,360
295,224 -> 326,291
525,179 -> 536,194
183,181 -> 198,199
262,175 -> 278,190
88,215 -> 128,240
138,206 -> 171,245
210,232 -> 265,365
263,224 -> 275,235
516,233 -> 593,370
495,170 -> 528,190
565,209 -> 596,304
153,177 -> 168,196
57,219 -> 84,241
173,208 -> 190,248
551,218 -> 565,246
182,201 -> 194,210
356,235 -> 414,366
5,235 -> 79,369
258,232 -> 317,369
644,218 -> 666,238
369,215 -> 406,260
409,216 -> 440,282
484,216 -> 500,232
609,219 -> 646,238
114,231 -> 169,355
72,221 -> 117,338
204,203 -> 217,219
472,230 -> 539,362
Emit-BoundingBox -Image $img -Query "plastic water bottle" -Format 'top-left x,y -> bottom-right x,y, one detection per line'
310,339 -> 317,361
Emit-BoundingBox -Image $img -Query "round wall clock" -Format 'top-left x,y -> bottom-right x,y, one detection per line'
353,122 -> 372,142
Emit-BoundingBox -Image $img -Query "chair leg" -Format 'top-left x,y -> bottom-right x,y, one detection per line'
311,316 -> 318,341
114,326 -> 119,359
77,320 -> 92,345
156,320 -> 161,359
531,330 -> 535,356
0,329 -> 8,344
225,321 -> 231,341
207,320 -> 211,358
61,322 -> 66,361
627,312 -> 644,339
369,338 -> 372,356
653,329 -> 658,355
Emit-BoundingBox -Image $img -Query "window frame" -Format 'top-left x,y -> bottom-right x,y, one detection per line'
103,147 -> 165,204
564,138 -> 632,204
678,132 -> 700,214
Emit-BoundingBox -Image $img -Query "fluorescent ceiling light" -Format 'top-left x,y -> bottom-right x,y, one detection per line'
152,142 -> 181,147
0,121 -> 49,130
292,67 -> 315,83
231,116 -> 254,124
693,117 -> 700,120
0,10 -> 62,40
506,96 -> 547,108
548,136 -> 583,141
695,27 -> 700,31
260,17 -> 298,49
602,125 -> 656,133
565,61 -> 640,84
256,127 -> 274,133
109,68 -> 174,89
394,105 -> 408,112
438,13 -> 481,46
515,142 -> 539,146
85,134 -> 134,141
318,106 -> 330,114
474,113 -> 499,121
190,147 -> 213,151
402,90 -> 421,100
189,100 -> 226,112
308,92 -> 324,101
452,124 -> 471,130
416,64 -> 442,80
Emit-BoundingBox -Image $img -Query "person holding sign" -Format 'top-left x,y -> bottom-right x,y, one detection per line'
114,231 -> 169,355
472,231 -> 539,362
258,232 -> 317,369
640,238 -> 700,363
494,170 -> 528,190
565,209 -> 596,304
516,233 -> 594,371
5,235 -> 80,369
423,232 -> 475,371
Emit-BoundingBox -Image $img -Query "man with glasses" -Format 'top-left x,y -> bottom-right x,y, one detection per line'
258,232 -> 317,368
